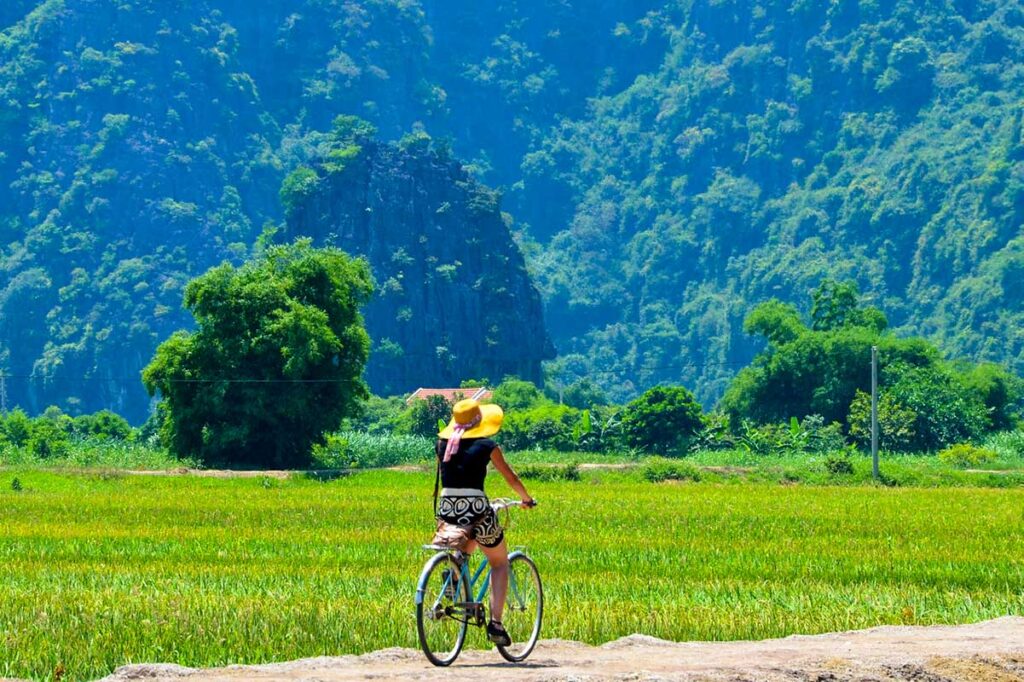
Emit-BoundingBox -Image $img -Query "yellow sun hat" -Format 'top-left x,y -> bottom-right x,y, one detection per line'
438,398 -> 504,439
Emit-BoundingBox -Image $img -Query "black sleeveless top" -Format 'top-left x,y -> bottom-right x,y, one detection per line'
437,437 -> 497,491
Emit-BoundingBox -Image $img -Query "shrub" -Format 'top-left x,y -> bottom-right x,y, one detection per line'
518,464 -> 580,482
938,443 -> 997,469
0,409 -> 33,447
883,363 -> 989,451
70,410 -> 132,440
343,395 -> 407,435
490,378 -> 549,411
848,390 -> 917,452
404,394 -> 453,438
28,416 -> 70,459
501,404 -> 581,451
824,453 -> 854,475
311,431 -> 432,469
691,412 -> 737,451
641,457 -> 702,483
621,385 -> 704,455
738,415 -> 848,456
983,430 -> 1024,459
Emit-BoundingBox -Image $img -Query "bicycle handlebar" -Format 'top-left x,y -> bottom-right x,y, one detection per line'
491,498 -> 537,511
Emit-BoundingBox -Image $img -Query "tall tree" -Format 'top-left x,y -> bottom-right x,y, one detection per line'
143,240 -> 373,467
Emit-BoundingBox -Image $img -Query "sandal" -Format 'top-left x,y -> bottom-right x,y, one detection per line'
486,620 -> 511,646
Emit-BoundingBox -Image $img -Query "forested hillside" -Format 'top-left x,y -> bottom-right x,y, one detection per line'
528,0 -> 1024,403
2,0 -> 1023,417
281,120 -> 553,396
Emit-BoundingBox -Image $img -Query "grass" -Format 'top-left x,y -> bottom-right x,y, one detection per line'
0,470 -> 1022,681
0,438 -> 195,470
4,433 -> 1024,489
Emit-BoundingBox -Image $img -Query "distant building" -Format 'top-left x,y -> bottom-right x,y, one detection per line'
405,387 -> 493,405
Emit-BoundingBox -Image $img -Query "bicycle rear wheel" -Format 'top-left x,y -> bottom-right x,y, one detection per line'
497,552 -> 543,662
416,552 -> 470,666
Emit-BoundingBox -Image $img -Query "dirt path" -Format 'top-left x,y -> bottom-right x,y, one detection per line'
96,617 -> 1024,681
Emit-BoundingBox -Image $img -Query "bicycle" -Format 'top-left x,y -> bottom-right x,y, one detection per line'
414,498 -> 543,666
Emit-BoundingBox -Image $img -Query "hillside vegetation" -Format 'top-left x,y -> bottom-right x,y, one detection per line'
1,1 -> 1023,415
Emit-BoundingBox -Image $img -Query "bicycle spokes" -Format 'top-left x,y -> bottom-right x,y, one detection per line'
496,553 -> 543,662
416,554 -> 470,666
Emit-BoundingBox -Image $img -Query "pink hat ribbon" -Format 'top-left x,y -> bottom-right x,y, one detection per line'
443,414 -> 482,462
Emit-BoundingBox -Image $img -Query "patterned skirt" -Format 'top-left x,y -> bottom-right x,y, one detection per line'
437,487 -> 504,548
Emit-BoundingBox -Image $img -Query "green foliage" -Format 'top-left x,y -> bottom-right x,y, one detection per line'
619,385 -> 704,455
70,410 -> 132,440
824,453 -> 855,476
517,463 -> 580,482
984,430 -> 1024,460
0,409 -> 33,447
310,431 -> 432,469
959,362 -> 1023,432
640,457 -> 702,483
501,403 -> 582,452
558,378 -> 609,410
142,240 -> 373,467
736,414 -> 848,456
810,280 -> 887,333
883,363 -> 989,452
405,395 -> 453,439
342,395 -> 406,435
4,0 -> 1024,425
744,300 -> 804,346
491,378 -> 550,411
847,390 -> 917,452
279,167 -> 320,219
938,443 -> 998,469
723,284 -> 1007,452
523,2 -> 1024,406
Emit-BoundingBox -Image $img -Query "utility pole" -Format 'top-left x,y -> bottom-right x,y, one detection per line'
871,345 -> 879,481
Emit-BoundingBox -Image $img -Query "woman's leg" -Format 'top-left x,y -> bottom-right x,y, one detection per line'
479,538 -> 509,623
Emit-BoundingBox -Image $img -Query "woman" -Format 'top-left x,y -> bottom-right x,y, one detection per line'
435,397 -> 535,647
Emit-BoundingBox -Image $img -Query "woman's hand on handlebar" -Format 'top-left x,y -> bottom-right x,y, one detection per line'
522,497 -> 537,509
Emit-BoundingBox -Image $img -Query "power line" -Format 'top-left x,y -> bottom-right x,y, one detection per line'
0,360 -> 754,385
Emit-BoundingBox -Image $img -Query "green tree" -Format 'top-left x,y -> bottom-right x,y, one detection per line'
811,280 -> 887,333
847,390 -> 916,451
405,395 -> 453,438
71,410 -> 132,440
883,363 -> 989,452
491,378 -> 549,412
143,240 -> 373,467
620,385 -> 704,455
958,362 -> 1022,432
722,286 -> 935,429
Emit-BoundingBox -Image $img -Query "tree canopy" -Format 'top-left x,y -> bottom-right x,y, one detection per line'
142,240 -> 372,467
722,281 -> 1021,451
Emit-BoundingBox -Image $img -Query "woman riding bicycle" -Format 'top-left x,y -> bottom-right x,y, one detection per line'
435,397 -> 535,647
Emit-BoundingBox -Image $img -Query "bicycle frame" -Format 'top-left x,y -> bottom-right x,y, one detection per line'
416,549 -> 530,618
415,500 -> 533,628
412,552 -> 490,621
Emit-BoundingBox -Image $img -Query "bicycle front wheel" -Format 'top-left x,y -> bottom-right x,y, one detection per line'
497,552 -> 543,662
416,552 -> 470,666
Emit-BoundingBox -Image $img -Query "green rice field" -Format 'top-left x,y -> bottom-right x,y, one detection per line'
1,470 -> 1022,681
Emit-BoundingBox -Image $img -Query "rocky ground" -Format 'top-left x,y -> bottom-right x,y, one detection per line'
91,617 -> 1024,681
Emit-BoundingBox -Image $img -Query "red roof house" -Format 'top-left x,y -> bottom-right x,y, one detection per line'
405,387 -> 493,405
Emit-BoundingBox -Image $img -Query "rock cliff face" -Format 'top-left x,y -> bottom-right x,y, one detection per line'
283,138 -> 553,397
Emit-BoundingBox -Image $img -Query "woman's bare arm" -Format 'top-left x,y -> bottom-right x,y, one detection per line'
490,446 -> 535,506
